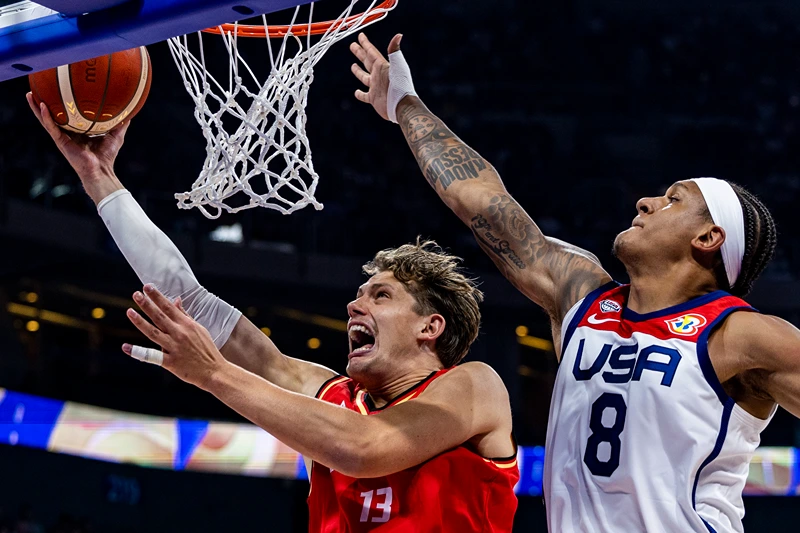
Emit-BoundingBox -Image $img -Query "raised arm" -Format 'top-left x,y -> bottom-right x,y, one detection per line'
27,93 -> 334,396
126,286 -> 514,478
349,35 -> 612,324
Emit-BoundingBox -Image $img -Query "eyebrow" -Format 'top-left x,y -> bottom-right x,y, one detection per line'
670,182 -> 689,194
356,282 -> 392,298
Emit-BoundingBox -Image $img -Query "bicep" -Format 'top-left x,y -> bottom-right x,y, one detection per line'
461,187 -> 611,319
749,316 -> 800,418
221,317 -> 336,397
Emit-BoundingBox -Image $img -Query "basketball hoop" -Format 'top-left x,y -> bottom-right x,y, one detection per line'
167,0 -> 397,219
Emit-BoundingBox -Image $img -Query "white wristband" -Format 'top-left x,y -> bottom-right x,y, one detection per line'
387,50 -> 418,123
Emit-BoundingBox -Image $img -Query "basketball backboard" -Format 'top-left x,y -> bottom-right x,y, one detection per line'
0,0 -> 312,81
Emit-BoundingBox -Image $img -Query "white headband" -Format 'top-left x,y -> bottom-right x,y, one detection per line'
690,178 -> 745,288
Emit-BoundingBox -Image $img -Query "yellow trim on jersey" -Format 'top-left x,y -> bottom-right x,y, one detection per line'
392,394 -> 416,406
354,390 -> 369,415
483,457 -> 519,469
317,376 -> 349,401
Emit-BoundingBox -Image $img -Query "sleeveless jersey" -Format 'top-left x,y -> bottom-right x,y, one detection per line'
307,369 -> 519,533
545,282 -> 776,533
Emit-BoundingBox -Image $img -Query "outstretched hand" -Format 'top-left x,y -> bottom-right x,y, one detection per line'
123,284 -> 226,390
350,32 -> 403,121
26,92 -> 129,182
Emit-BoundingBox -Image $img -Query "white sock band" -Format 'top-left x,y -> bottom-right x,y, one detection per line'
387,50 -> 417,123
97,190 -> 241,348
690,178 -> 746,288
130,345 -> 163,366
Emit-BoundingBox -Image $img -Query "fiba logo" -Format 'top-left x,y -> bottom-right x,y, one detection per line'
599,299 -> 621,313
665,314 -> 707,336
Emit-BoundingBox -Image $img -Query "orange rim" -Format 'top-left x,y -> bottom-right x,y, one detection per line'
202,0 -> 398,38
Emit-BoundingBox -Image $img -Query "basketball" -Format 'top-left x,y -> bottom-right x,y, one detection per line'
28,46 -> 152,135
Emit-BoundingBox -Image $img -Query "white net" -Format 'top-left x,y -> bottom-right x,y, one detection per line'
167,0 -> 396,219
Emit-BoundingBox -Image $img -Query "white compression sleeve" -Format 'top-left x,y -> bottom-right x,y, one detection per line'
97,190 -> 241,348
387,50 -> 418,123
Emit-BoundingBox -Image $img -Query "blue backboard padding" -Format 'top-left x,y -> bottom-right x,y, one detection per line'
175,419 -> 209,470
0,390 -> 64,449
0,0 -> 313,82
37,1 -> 133,17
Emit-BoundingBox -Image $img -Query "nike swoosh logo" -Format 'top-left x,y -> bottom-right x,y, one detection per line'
587,313 -> 620,325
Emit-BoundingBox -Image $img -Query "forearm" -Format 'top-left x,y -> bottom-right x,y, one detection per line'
97,190 -> 241,349
396,96 -> 506,217
207,361 -> 367,475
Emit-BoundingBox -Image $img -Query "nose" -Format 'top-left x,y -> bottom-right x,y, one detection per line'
347,297 -> 366,319
636,196 -> 661,215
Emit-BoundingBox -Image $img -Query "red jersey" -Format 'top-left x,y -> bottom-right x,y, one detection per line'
307,369 -> 519,532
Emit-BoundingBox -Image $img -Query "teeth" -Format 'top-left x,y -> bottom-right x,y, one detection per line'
348,324 -> 373,338
352,344 -> 373,354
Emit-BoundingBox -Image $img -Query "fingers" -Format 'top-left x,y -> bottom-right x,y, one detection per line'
109,120 -> 130,144
133,289 -> 176,333
387,33 -> 403,54
351,63 -> 370,86
26,92 -> 43,124
126,308 -> 169,348
355,89 -> 370,103
358,33 -> 384,61
143,284 -> 185,323
123,343 -> 164,366
349,41 -> 368,66
174,297 -> 191,318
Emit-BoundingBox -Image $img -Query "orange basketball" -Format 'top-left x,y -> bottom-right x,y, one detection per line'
29,46 -> 152,135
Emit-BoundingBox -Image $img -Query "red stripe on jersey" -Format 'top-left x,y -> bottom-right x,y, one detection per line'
308,369 -> 519,532
576,285 -> 752,342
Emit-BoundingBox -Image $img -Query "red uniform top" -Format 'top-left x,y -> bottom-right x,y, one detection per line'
307,369 -> 519,533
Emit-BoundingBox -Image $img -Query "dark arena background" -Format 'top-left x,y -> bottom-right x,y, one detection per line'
1,0 -> 800,531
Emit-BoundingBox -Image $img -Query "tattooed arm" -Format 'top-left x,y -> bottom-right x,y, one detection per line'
350,34 -> 612,332
398,97 -> 611,320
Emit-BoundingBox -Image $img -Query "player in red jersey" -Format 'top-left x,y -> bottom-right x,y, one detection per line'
27,93 -> 519,532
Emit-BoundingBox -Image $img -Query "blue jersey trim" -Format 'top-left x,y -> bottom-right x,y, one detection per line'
692,397 -> 734,532
622,290 -> 730,322
561,281 -> 620,353
696,306 -> 756,405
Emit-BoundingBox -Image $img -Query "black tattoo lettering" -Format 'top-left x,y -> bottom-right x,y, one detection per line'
470,214 -> 527,269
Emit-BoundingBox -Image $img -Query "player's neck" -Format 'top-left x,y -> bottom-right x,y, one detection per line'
626,262 -> 719,315
364,366 -> 442,409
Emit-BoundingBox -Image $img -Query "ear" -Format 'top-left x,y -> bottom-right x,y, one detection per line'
418,313 -> 446,343
692,223 -> 726,254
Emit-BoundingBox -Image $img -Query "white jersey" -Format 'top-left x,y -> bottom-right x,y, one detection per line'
544,282 -> 776,533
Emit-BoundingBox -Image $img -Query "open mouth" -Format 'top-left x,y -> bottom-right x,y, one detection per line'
349,324 -> 376,356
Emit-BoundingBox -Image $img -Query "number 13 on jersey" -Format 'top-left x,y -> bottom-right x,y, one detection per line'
360,487 -> 393,523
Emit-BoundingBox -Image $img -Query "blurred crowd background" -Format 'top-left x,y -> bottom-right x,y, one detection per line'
2,0 -> 800,531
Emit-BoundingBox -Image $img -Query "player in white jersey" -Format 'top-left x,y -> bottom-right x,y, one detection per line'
351,33 -> 800,532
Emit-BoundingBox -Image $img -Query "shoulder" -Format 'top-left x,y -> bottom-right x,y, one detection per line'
713,311 -> 800,372
424,362 -> 510,404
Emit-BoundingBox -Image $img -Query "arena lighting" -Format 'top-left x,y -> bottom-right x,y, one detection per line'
25,320 -> 39,332
515,325 -> 529,337
24,292 -> 38,303
307,338 -> 321,349
260,327 -> 272,337
91,307 -> 106,319
275,307 -> 348,332
517,335 -> 554,352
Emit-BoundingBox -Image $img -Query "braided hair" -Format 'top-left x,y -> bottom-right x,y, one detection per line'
706,183 -> 777,298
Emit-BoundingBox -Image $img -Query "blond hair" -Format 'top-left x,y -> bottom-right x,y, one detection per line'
363,239 -> 483,367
